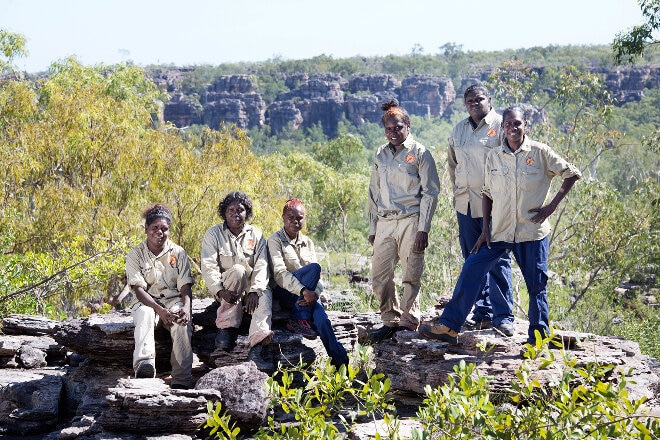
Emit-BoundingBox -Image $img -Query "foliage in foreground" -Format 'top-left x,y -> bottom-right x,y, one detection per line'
202,343 -> 659,440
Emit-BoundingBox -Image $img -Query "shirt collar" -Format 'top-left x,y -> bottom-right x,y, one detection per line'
145,239 -> 173,259
502,135 -> 531,154
467,108 -> 498,130
222,221 -> 246,239
280,227 -> 307,246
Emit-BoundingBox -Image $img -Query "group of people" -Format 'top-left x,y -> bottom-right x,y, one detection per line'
368,89 -> 581,347
125,84 -> 581,388
126,194 -> 348,389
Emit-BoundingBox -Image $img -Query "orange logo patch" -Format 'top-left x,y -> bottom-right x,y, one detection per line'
247,239 -> 255,248
526,156 -> 535,166
405,154 -> 416,164
169,255 -> 177,267
487,128 -> 497,137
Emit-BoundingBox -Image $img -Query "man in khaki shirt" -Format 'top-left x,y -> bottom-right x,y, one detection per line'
448,84 -> 513,333
368,99 -> 441,343
421,106 -> 581,345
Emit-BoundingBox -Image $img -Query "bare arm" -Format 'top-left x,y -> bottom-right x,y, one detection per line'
529,175 -> 579,224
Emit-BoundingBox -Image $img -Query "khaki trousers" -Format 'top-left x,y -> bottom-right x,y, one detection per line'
215,264 -> 273,347
132,296 -> 193,387
371,215 -> 425,329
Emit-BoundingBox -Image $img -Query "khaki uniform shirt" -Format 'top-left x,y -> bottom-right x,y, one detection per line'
448,109 -> 502,218
201,222 -> 269,297
126,239 -> 194,301
482,137 -> 582,243
267,227 -> 324,295
368,134 -> 441,235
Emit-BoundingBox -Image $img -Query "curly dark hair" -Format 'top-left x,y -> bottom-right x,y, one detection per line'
141,203 -> 172,227
463,84 -> 491,101
217,191 -> 253,222
380,98 -> 410,126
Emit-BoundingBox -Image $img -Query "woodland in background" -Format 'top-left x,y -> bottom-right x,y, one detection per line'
0,19 -> 659,361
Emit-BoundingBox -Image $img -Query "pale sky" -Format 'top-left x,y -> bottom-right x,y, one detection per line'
0,0 -> 647,73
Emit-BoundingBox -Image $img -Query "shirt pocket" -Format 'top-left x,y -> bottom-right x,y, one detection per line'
403,164 -> 420,191
520,165 -> 543,191
217,248 -> 235,270
488,166 -> 509,194
481,134 -> 500,149
142,261 -> 158,286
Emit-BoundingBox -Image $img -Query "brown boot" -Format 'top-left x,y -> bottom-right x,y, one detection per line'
418,323 -> 458,344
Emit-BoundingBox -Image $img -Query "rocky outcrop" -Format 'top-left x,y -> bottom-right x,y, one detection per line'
200,74 -> 266,130
1,303 -> 659,438
595,65 -> 660,104
163,92 -> 203,127
153,64 -> 660,138
399,74 -> 456,118
270,73 -> 346,137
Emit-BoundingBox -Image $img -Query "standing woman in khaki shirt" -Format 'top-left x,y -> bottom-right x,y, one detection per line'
420,106 -> 581,345
367,99 -> 441,343
448,84 -> 514,335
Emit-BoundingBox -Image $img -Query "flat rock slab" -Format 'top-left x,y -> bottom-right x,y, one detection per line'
0,369 -> 66,436
100,377 -> 221,434
373,319 -> 660,412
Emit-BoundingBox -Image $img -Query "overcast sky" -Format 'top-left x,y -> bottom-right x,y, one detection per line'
0,0 -> 647,73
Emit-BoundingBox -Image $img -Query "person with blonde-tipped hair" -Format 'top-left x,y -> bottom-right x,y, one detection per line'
367,99 -> 441,343
268,198 -> 349,367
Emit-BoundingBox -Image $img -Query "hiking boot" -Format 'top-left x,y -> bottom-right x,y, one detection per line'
367,325 -> 403,344
463,317 -> 493,330
495,322 -> 514,337
286,319 -> 318,340
135,360 -> 156,379
215,327 -> 239,352
418,323 -> 458,344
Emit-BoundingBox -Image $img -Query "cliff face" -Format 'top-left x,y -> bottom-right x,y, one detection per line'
158,65 -> 660,137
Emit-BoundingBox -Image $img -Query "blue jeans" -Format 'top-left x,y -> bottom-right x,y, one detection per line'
439,237 -> 550,344
456,206 -> 514,326
272,263 -> 349,367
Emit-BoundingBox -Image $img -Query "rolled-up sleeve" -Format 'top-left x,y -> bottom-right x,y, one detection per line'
125,249 -> 147,290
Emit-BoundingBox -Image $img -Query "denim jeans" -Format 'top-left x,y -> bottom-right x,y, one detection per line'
456,205 -> 514,326
272,263 -> 349,367
439,237 -> 550,343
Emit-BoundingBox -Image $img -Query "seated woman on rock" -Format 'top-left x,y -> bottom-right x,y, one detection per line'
125,203 -> 194,389
267,198 -> 349,368
201,191 -> 273,353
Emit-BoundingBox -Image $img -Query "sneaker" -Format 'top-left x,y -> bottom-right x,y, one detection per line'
286,319 -> 318,340
418,323 -> 459,344
463,317 -> 493,330
215,327 -> 239,352
135,360 -> 156,379
495,322 -> 514,337
171,383 -> 191,390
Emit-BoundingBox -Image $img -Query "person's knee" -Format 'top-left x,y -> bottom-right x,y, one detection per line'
230,264 -> 247,277
307,262 -> 321,277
